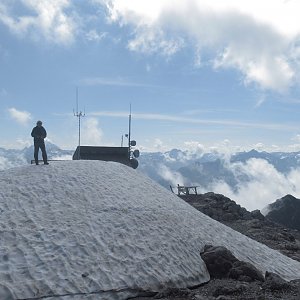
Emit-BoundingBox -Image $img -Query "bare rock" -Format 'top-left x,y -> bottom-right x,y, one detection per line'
285,243 -> 300,251
154,288 -> 192,299
229,261 -> 264,282
212,284 -> 246,297
181,192 -> 300,263
262,271 -> 290,291
200,245 -> 236,278
265,194 -> 300,231
250,209 -> 265,221
201,244 -> 264,282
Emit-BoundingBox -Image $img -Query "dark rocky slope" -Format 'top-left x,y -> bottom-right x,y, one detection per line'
265,194 -> 300,231
181,193 -> 300,262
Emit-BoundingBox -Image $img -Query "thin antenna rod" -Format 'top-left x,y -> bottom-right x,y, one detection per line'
76,87 -> 79,114
128,104 -> 132,159
73,87 -> 85,160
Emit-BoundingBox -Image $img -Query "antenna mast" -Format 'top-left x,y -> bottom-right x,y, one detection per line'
125,104 -> 139,169
73,87 -> 85,159
128,103 -> 131,158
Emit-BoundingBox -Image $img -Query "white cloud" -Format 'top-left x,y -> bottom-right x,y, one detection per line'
214,45 -> 294,92
102,0 -> 300,91
153,138 -> 169,152
253,143 -> 265,152
183,141 -> 205,158
139,138 -> 171,152
0,0 -> 75,45
287,134 -> 300,151
254,94 -> 266,108
199,158 -> 300,211
90,110 -> 299,131
287,144 -> 300,152
292,134 -> 300,143
1,1 -> 299,91
184,141 -> 205,152
183,140 -> 244,157
8,107 -> 32,125
16,138 -> 31,148
104,0 -> 300,37
158,164 -> 185,186
86,30 -> 107,42
81,117 -> 103,145
128,28 -> 185,57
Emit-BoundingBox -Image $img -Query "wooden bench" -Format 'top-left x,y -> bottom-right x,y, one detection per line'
170,184 -> 200,195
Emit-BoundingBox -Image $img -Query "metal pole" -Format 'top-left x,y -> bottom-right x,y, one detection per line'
77,87 -> 80,160
128,104 -> 131,159
73,87 -> 85,160
78,113 -> 81,160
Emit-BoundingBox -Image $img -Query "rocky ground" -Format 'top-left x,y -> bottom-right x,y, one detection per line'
181,193 -> 300,262
132,193 -> 300,300
265,194 -> 300,231
134,278 -> 300,300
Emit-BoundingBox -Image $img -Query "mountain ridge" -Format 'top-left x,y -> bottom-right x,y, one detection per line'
1,144 -> 300,212
264,194 -> 300,231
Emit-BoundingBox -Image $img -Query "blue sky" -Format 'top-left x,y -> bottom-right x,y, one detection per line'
1,0 -> 300,152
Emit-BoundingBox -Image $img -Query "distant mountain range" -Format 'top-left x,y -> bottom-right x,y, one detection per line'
0,142 -> 73,170
138,148 -> 300,190
1,144 -> 300,198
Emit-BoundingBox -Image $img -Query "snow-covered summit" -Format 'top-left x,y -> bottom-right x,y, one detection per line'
0,161 -> 300,299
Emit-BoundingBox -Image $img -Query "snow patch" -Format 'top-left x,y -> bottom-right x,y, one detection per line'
0,161 -> 299,299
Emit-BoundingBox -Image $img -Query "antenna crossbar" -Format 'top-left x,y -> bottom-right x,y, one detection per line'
73,87 -> 85,159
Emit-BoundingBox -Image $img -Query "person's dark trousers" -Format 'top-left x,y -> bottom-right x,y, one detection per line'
34,141 -> 48,164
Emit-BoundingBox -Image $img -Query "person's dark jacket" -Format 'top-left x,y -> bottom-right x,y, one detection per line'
31,126 -> 47,143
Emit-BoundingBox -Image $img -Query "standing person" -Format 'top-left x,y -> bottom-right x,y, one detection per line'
31,120 -> 49,165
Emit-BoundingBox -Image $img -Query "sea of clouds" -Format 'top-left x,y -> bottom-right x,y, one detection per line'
158,155 -> 300,211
